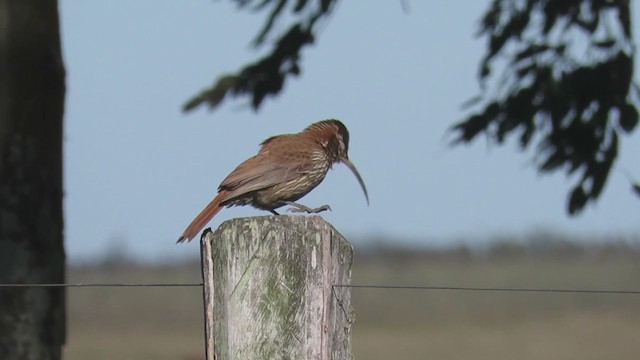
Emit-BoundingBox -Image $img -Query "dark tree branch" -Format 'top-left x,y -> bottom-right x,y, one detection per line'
453,0 -> 637,215
183,0 -> 338,113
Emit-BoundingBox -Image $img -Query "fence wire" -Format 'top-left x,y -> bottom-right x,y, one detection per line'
334,284 -> 640,295
1,282 -> 640,295
0,283 -> 202,288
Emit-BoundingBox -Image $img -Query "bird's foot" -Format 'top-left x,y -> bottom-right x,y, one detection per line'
285,202 -> 332,214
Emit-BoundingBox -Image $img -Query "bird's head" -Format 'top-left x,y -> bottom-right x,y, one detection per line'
305,119 -> 369,206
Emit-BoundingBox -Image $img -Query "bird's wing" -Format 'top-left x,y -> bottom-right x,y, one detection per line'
218,135 -> 319,202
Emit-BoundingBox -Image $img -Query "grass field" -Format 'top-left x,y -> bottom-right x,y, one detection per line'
64,247 -> 640,359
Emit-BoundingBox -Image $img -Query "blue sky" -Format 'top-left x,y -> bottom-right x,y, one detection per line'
59,1 -> 640,261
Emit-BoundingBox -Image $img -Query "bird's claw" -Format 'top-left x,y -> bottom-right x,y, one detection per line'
286,204 -> 332,213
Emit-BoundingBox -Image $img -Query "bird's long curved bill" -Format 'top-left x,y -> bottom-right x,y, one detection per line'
341,157 -> 370,205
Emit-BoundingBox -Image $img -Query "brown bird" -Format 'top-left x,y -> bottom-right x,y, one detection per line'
177,119 -> 369,243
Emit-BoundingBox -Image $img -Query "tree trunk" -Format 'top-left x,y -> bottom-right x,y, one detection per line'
0,1 -> 66,359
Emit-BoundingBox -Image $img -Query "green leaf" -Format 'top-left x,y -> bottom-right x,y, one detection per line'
619,103 -> 638,132
568,186 -> 587,215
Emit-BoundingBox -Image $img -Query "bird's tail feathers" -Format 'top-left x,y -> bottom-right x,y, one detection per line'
176,191 -> 226,243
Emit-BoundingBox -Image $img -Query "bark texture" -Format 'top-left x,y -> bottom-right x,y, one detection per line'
0,1 -> 66,359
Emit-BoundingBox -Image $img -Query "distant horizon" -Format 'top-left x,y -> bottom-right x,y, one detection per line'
68,223 -> 640,265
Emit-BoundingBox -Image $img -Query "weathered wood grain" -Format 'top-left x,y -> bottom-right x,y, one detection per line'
201,215 -> 354,360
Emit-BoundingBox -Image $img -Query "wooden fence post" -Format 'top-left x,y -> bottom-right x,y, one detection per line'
200,215 -> 354,360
